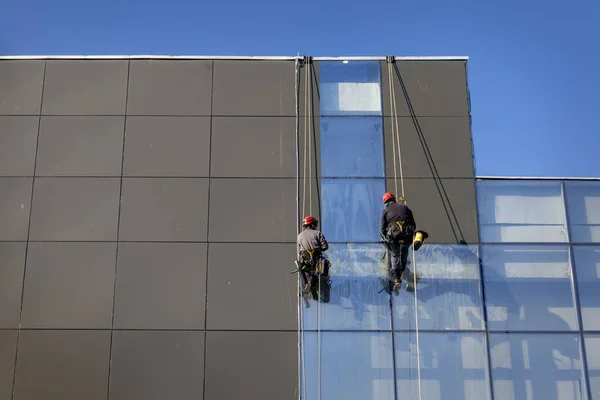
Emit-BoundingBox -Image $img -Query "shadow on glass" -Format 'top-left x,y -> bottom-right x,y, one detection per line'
565,181 -> 600,243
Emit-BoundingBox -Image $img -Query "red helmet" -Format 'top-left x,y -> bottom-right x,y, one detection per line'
302,216 -> 318,227
382,192 -> 395,204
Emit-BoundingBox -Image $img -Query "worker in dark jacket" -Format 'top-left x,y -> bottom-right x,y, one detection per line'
381,192 -> 416,292
297,216 -> 329,293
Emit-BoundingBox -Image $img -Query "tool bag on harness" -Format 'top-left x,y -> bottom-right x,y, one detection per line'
386,220 -> 415,245
298,249 -> 330,276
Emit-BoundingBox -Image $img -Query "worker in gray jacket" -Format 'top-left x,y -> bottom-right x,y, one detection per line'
297,216 -> 329,294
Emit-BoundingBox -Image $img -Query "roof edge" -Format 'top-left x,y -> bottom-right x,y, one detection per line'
477,176 -> 600,181
0,55 -> 469,61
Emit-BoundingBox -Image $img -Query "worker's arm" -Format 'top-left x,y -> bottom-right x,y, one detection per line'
408,208 -> 416,227
381,209 -> 388,235
318,232 -> 329,252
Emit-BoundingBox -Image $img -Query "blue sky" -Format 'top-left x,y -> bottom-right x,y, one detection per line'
2,0 -> 598,177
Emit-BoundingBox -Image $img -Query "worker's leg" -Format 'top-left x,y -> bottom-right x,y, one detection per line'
400,244 -> 410,274
302,270 -> 313,293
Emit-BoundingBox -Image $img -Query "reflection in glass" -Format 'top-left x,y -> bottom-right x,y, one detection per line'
565,182 -> 600,243
393,245 -> 485,331
573,246 -> 600,330
319,61 -> 382,116
489,333 -> 588,400
477,180 -> 568,243
321,179 -> 385,243
300,332 -> 395,400
320,117 -> 385,178
482,245 -> 578,331
395,332 -> 491,400
302,244 -> 392,331
583,335 -> 600,400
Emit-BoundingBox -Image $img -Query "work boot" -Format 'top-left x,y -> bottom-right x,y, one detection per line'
393,278 -> 401,294
303,282 -> 312,294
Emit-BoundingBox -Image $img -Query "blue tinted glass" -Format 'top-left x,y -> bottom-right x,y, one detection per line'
489,333 -> 588,400
566,182 -> 600,243
573,246 -> 600,330
302,243 -> 392,331
321,179 -> 385,243
393,245 -> 485,331
319,61 -> 382,116
477,180 -> 568,243
300,332 -> 395,400
482,245 -> 578,331
584,335 -> 600,400
395,332 -> 491,400
320,117 -> 385,178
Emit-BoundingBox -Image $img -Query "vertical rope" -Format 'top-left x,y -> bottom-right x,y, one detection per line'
412,244 -> 422,400
308,61 -> 313,216
387,63 -> 399,197
390,72 -> 404,198
303,65 -> 309,218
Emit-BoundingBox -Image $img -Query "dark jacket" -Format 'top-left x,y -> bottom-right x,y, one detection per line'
381,202 -> 416,235
297,227 -> 329,254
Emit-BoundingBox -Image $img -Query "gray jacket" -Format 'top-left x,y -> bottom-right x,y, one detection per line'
297,228 -> 329,254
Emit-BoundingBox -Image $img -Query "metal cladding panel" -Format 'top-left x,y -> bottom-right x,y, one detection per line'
42,60 -> 129,115
0,60 -> 45,115
0,178 -> 33,241
0,330 -> 17,400
380,60 -> 470,117
383,116 -> 475,178
0,243 -> 26,329
203,331 -> 298,400
0,116 -> 39,176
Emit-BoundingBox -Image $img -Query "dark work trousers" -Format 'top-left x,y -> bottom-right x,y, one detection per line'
390,242 -> 410,281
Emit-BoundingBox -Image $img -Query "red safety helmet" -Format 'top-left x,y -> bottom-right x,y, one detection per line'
302,216 -> 318,227
382,192 -> 395,204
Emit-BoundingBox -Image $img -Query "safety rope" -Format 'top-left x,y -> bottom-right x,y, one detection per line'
388,57 -> 421,400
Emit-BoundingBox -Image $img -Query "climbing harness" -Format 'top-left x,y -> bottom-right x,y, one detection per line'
387,56 -> 423,400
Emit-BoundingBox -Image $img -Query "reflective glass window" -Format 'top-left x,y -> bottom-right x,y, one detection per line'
302,243 -> 392,331
321,179 -> 385,242
482,245 -> 578,331
477,180 -> 568,243
393,244 -> 485,331
319,61 -> 382,116
320,117 -> 385,178
489,333 -> 588,400
566,182 -> 600,243
395,332 -> 491,400
300,332 -> 395,400
584,335 -> 600,400
573,246 -> 600,330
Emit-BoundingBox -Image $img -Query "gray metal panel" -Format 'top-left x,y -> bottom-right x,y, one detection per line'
210,117 -> 296,178
212,60 -> 295,116
0,60 -> 44,115
204,331 -> 297,400
126,60 -> 213,115
0,243 -> 25,329
118,178 -> 208,241
20,243 -> 116,329
0,178 -> 32,241
123,116 -> 210,177
0,330 -> 17,400
381,60 -> 469,117
36,116 -> 125,176
387,178 -> 479,244
13,330 -> 111,400
0,117 -> 38,176
29,178 -> 120,241
206,243 -> 297,330
208,178 -> 296,242
383,117 -> 474,178
113,243 -> 207,329
108,331 -> 205,400
42,60 -> 128,115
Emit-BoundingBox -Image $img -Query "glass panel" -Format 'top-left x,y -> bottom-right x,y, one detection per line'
566,182 -> 600,243
482,245 -> 578,331
393,244 -> 485,331
573,246 -> 600,330
489,333 -> 588,400
301,244 -> 392,331
584,335 -> 600,400
395,332 -> 491,400
477,180 -> 568,243
300,332 -> 395,400
319,61 -> 382,116
320,117 -> 385,178
321,178 -> 385,243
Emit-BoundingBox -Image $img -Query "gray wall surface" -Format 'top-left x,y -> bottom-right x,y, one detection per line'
0,57 -> 476,399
